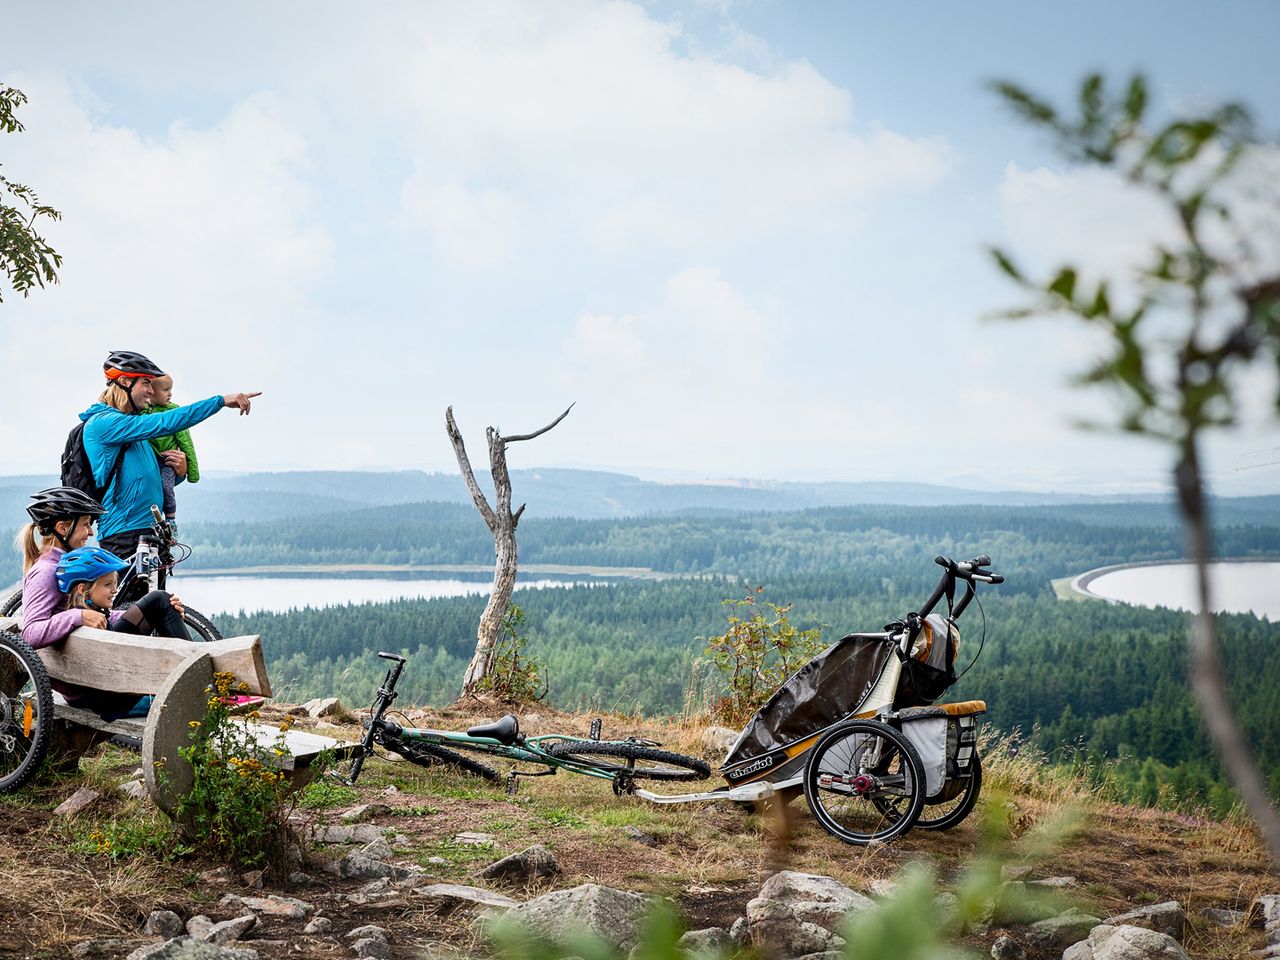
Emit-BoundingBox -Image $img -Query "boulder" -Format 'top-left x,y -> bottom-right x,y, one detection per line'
477,844 -> 561,882
676,928 -> 732,953
701,726 -> 739,755
207,916 -> 257,947
492,883 -> 651,950
1198,906 -> 1245,927
185,918 -> 214,940
742,870 -> 874,954
346,926 -> 390,943
144,911 -> 184,939
351,939 -> 392,960
414,883 -> 520,911
1103,902 -> 1185,942
1060,923 -> 1190,960
217,894 -> 314,919
302,917 -> 332,935
990,935 -> 1025,959
72,940 -> 151,959
125,939 -> 259,960
341,802 -> 391,823
54,787 -> 101,818
1027,908 -> 1102,949
301,697 -> 350,721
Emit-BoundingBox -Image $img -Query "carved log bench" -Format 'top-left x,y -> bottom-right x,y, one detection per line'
0,615 -> 355,817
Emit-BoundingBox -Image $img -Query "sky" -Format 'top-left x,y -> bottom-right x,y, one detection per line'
2,1 -> 1279,495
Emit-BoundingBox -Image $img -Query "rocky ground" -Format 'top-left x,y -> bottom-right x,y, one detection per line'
1,698 -> 1277,960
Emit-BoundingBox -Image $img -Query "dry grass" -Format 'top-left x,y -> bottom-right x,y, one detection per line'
1,703 -> 1276,960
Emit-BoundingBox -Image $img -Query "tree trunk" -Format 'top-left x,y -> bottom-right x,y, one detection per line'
1176,452 -> 1280,863
446,404 -> 573,697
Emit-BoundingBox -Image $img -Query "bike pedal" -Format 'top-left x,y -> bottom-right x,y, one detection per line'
589,718 -> 601,740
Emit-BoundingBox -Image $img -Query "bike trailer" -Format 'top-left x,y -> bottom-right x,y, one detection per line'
718,614 -> 960,789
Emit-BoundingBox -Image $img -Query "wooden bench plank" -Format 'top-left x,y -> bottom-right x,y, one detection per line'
31,628 -> 271,697
53,703 -> 148,739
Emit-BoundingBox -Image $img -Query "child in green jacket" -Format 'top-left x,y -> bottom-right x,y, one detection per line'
142,374 -> 200,528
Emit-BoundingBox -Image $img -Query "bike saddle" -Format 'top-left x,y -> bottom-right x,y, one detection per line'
467,714 -> 520,745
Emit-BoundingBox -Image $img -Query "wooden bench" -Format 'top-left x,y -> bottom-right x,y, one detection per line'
0,616 -> 355,818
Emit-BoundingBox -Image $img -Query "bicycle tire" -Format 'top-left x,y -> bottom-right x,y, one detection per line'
546,740 -> 711,781
0,590 -> 20,619
180,607 -> 223,642
382,734 -> 502,783
0,633 -> 55,793
803,719 -> 926,845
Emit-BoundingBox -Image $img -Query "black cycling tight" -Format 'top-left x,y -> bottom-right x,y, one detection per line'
111,590 -> 192,642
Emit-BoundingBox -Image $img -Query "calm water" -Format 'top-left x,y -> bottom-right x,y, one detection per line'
1081,562 -> 1280,620
167,574 -> 600,616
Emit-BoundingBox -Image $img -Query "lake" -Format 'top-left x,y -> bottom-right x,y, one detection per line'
167,573 -> 603,616
1075,561 -> 1280,620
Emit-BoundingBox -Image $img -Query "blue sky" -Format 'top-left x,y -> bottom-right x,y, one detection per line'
2,1 -> 1278,494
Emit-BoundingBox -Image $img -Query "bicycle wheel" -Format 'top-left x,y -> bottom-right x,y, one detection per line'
0,633 -> 55,792
180,607 -> 223,642
912,751 -> 982,831
0,590 -> 20,619
803,720 -> 925,845
381,733 -> 501,783
546,740 -> 711,781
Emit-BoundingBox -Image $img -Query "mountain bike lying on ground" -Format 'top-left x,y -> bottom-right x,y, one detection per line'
343,653 -> 711,794
2,505 -> 222,642
628,554 -> 1003,846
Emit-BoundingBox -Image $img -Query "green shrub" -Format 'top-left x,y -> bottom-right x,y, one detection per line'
174,671 -> 324,869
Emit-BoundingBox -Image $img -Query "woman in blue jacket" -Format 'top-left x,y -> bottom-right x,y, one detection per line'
83,350 -> 260,558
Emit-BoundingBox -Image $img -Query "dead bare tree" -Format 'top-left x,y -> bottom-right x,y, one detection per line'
446,403 -> 574,696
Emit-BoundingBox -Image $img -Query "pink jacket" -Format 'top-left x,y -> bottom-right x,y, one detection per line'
21,548 -> 122,649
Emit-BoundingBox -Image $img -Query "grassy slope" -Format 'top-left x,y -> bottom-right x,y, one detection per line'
2,700 -> 1275,960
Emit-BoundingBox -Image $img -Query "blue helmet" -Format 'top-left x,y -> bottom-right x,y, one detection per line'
55,547 -> 129,594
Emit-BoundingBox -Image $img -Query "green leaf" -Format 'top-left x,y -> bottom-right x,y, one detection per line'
1123,75 -> 1148,124
989,247 -> 1025,282
1047,268 -> 1077,302
989,81 -> 1058,127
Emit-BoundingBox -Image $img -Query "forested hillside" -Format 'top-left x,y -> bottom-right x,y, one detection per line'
2,469 -> 1277,813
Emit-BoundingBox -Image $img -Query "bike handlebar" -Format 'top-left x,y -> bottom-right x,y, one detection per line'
918,554 -> 1004,622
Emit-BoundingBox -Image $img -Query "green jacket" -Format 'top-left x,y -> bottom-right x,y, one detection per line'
142,401 -> 201,483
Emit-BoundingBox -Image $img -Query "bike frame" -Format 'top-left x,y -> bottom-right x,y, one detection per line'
349,652 -> 665,792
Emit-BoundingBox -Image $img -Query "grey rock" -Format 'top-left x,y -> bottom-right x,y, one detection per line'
341,802 -> 391,823
934,892 -> 960,931
1251,895 -> 1280,928
301,697 -> 350,720
72,940 -> 151,959
326,853 -> 420,882
701,726 -> 739,755
1065,923 -> 1190,960
54,786 -> 101,817
623,825 -> 659,847
185,917 -> 214,941
1250,946 -> 1280,959
414,883 -> 520,911
287,872 -> 314,888
1027,876 -> 1078,889
145,911 -> 185,939
729,917 -> 749,946
1001,865 -> 1034,881
351,940 -> 393,960
238,870 -> 264,890
318,823 -> 387,845
477,844 -> 561,882
357,836 -> 396,862
1026,908 -> 1103,948
1104,901 -> 1185,942
302,917 -> 332,935
1198,906 -> 1245,927
208,916 -> 257,947
125,938 -> 259,960
454,831 -> 496,846
792,953 -> 843,960
867,879 -> 898,899
217,894 -> 314,919
676,928 -> 732,952
990,934 -> 1025,960
494,883 -> 652,950
359,878 -> 394,897
744,897 -> 844,955
757,871 -> 873,913
119,779 -> 149,800
990,881 -> 1061,925
347,926 -> 390,943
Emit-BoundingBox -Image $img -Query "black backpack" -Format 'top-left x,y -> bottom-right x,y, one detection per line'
61,419 -> 123,503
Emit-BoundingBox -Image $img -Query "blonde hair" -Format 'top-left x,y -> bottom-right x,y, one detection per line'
98,381 -> 135,413
14,522 -> 52,572
66,582 -> 91,610
153,374 -> 173,389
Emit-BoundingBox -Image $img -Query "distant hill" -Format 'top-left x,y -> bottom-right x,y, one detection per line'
0,467 -> 1178,526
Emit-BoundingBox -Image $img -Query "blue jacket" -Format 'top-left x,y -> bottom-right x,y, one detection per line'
80,396 -> 225,538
